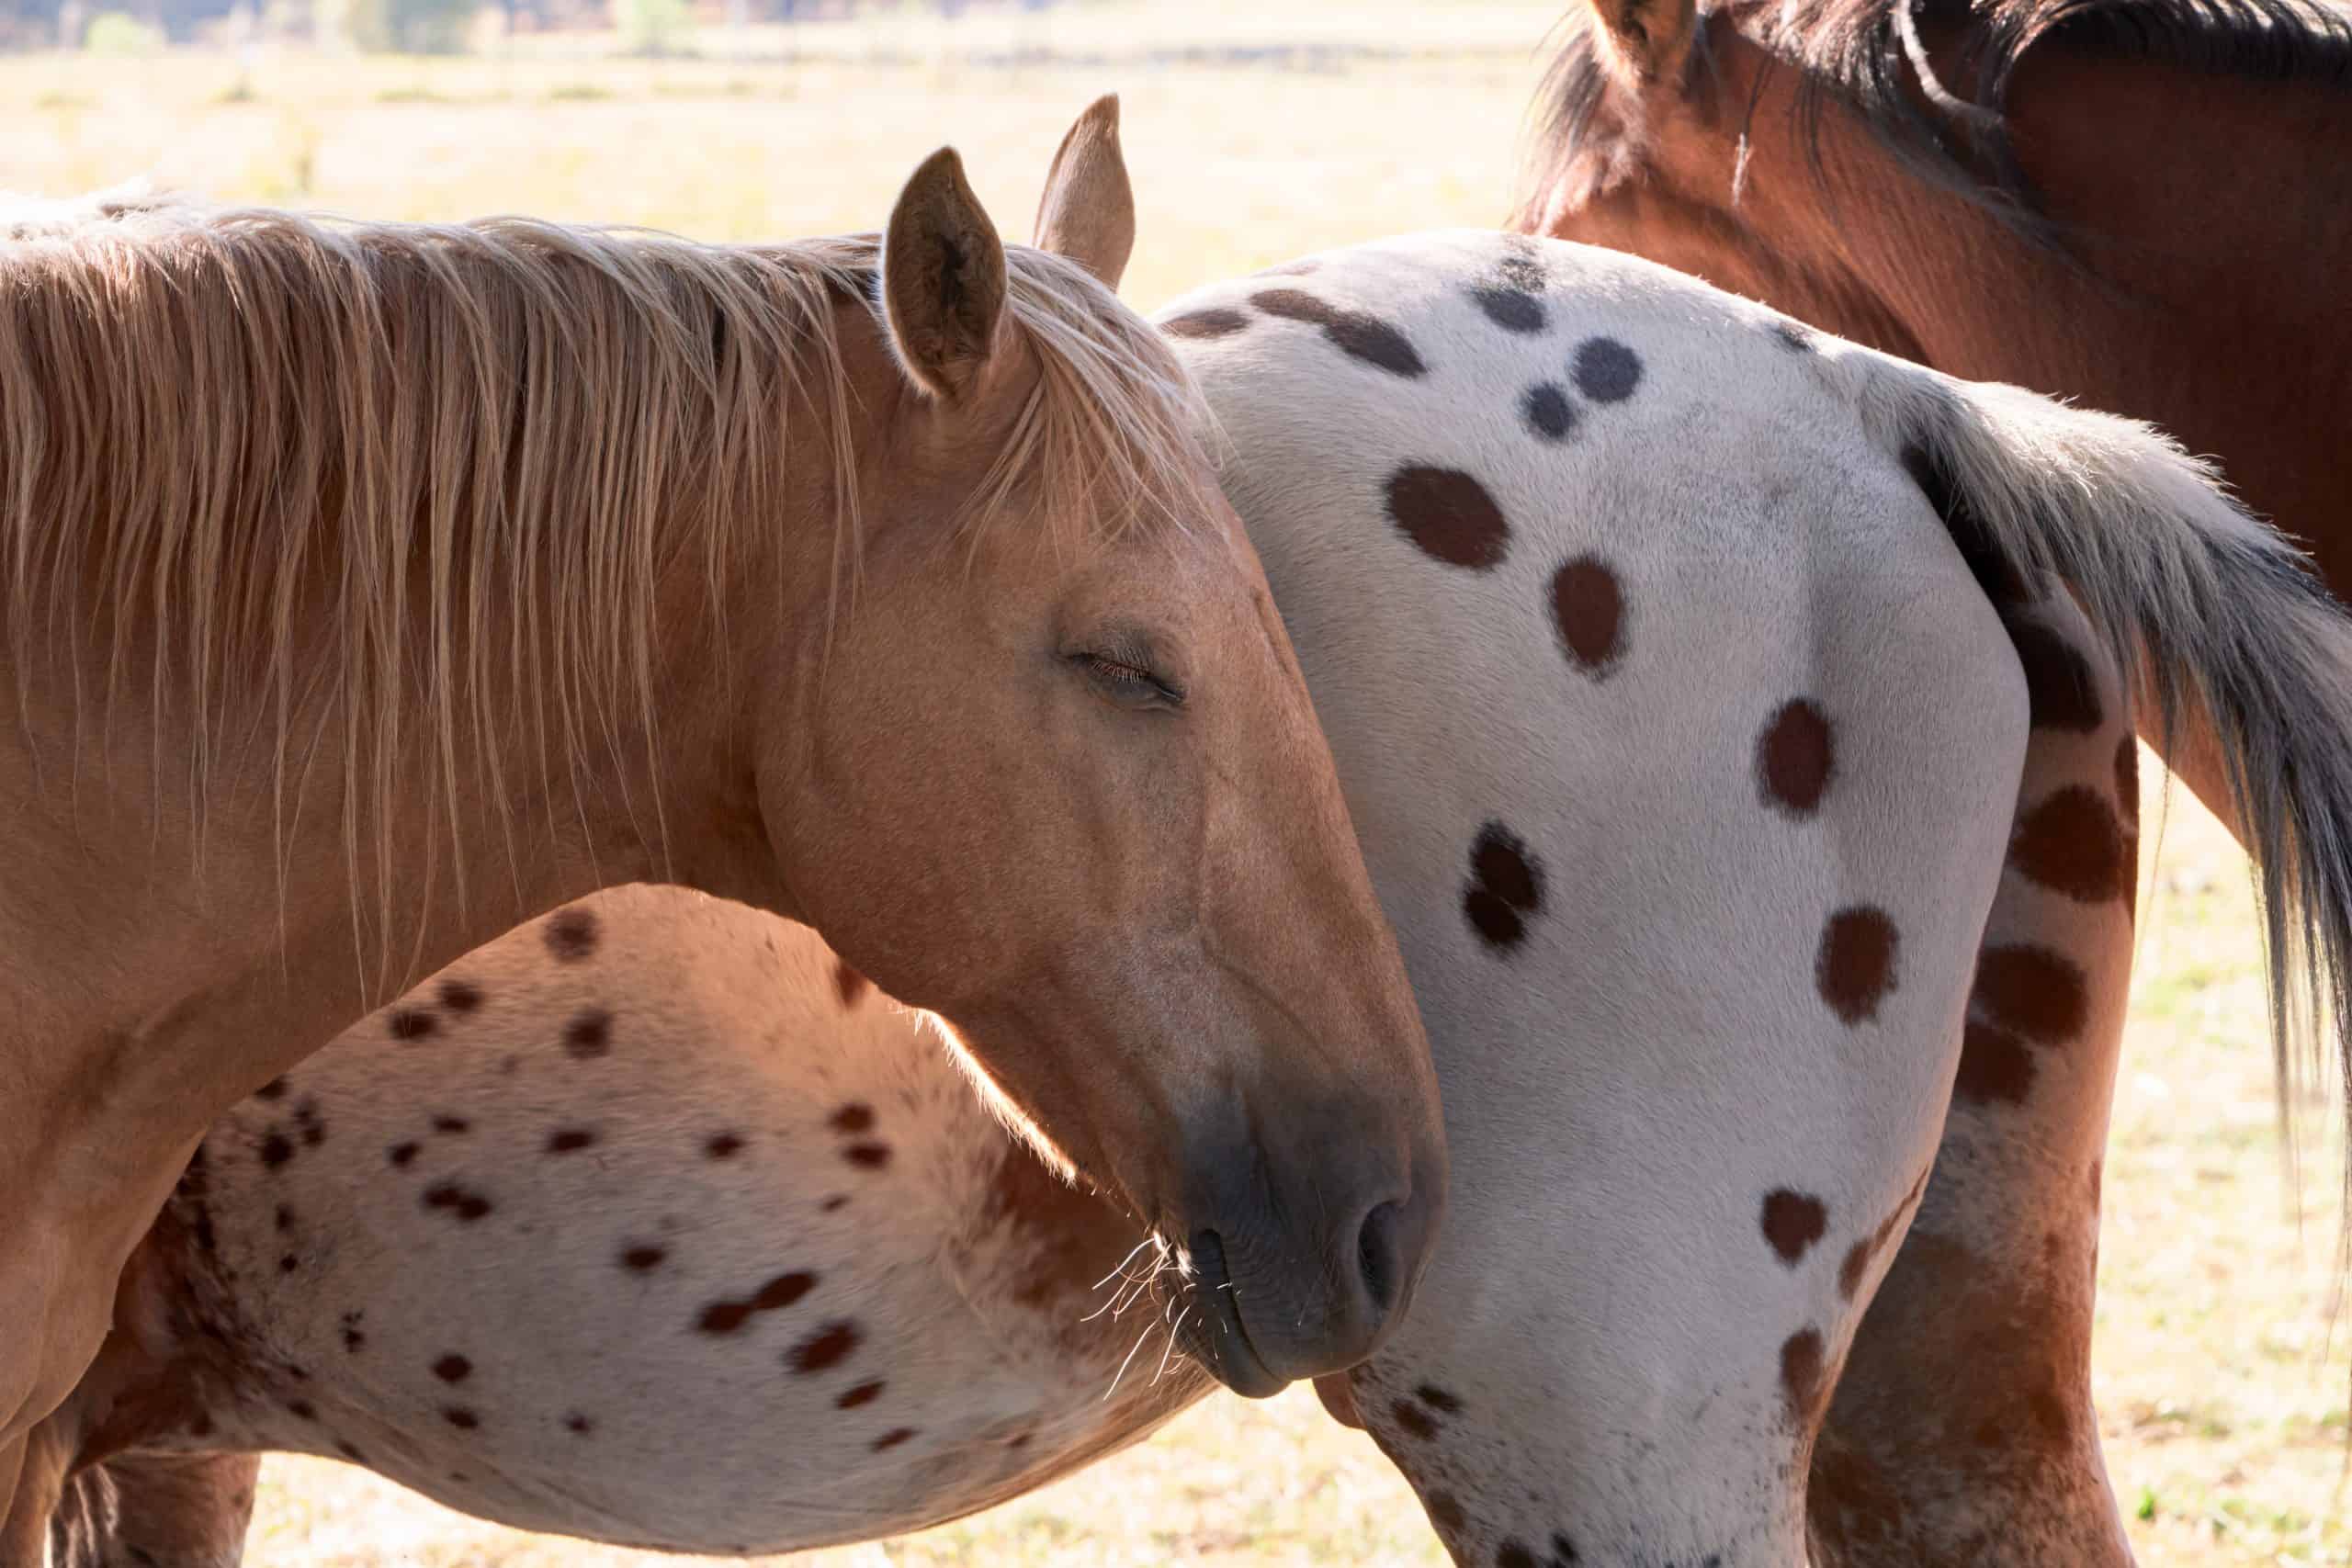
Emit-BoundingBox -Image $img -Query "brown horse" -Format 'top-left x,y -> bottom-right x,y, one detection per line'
1520,2 -> 2349,1559
0,98 -> 1446,1522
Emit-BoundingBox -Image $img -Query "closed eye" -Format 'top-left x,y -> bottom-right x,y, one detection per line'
1069,651 -> 1186,711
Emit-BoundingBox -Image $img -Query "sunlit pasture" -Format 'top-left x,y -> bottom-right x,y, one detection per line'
7,5 -> 2347,1560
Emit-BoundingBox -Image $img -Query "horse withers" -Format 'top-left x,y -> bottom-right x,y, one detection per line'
0,98 -> 1444,1516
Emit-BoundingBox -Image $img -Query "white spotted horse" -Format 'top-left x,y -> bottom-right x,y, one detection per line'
40,233 -> 2352,1566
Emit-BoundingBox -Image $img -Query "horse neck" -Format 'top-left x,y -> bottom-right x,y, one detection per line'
0,306 -> 869,1150
1621,30 -> 2352,543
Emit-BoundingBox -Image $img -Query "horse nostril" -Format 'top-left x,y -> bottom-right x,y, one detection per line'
1356,1199 -> 1406,1316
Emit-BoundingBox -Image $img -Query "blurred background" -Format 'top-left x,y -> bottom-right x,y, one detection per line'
5,4 -> 2348,1562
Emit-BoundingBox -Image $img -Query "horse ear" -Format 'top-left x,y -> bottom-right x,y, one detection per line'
1586,0 -> 1696,86
881,147 -> 1009,401
1032,95 -> 1136,291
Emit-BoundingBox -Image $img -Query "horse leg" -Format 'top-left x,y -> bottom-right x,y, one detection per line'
1809,591 -> 2136,1566
48,1452 -> 259,1568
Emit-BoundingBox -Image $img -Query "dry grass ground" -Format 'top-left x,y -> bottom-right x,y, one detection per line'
6,6 -> 2347,1560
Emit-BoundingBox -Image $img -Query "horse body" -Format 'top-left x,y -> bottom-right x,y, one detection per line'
40,231 -> 2352,1565
0,103 -> 1448,1519
1523,4 -> 2352,1555
25,892 -> 1207,1562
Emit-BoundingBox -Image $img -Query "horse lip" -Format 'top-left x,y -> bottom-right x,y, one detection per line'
1180,1230 -> 1286,1398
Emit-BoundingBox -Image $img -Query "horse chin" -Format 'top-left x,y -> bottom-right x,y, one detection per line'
1176,1233 -> 1287,1398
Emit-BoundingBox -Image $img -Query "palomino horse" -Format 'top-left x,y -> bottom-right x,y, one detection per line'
1518,0 -> 2351,1555
0,99 -> 1447,1522
31,233 -> 2352,1565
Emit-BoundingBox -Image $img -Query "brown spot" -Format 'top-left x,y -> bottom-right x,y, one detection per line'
699,1271 -> 817,1333
843,1142 -> 892,1170
699,1300 -> 752,1334
1781,1326 -> 1828,1429
189,1413 -> 215,1438
620,1244 -> 667,1273
1551,554 -> 1626,675
423,1182 -> 492,1222
1953,1019 -> 2036,1107
1571,335 -> 1643,402
254,1077 -> 289,1101
275,1203 -> 296,1233
1470,283 -> 1546,333
386,1008 -> 436,1042
547,1128 -> 596,1154
1497,239 -> 1546,291
2009,784 -> 2128,903
1836,1165 -> 1931,1302
837,1380 -> 886,1409
1391,1400 -> 1438,1439
1758,700 -> 1835,816
433,1354 -> 471,1383
1762,1190 -> 1829,1264
2008,619 -> 2103,732
259,1133 -> 294,1168
1973,943 -> 2088,1044
278,1253 -> 298,1274
1771,320 -> 1815,352
789,1320 -> 863,1373
442,1406 -> 480,1430
563,1009 -> 613,1059
1250,288 -> 1427,377
335,1439 -> 367,1461
755,1271 -> 815,1309
829,1103 -> 876,1135
1416,1384 -> 1463,1414
431,1114 -> 471,1135
1385,465 -> 1511,570
437,977 -> 483,1013
834,959 -> 871,1008
820,1194 -> 849,1213
1498,1545 -> 1538,1568
870,1427 -> 918,1452
1464,821 -> 1544,951
705,1132 -> 743,1158
564,1412 -> 594,1434
388,1141 -> 420,1168
287,1399 -> 316,1421
1159,307 -> 1250,340
544,905 -> 600,961
1816,906 -> 1900,1025
1428,1492 -> 1467,1535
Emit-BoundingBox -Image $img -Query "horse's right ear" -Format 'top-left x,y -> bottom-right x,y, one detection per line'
881,147 -> 1009,402
1033,95 -> 1136,290
1585,0 -> 1696,86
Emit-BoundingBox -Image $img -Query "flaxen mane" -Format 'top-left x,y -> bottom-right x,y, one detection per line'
0,194 -> 1210,984
1517,0 -> 2352,232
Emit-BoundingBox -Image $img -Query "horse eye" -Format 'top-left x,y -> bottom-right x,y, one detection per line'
1069,651 -> 1185,710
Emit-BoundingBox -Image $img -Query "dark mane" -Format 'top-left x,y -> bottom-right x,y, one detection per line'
1517,0 -> 2352,235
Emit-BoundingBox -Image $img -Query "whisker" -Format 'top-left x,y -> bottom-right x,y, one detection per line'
1152,1307 -> 1192,1384
1102,1321 -> 1155,1404
1091,1236 -> 1156,1293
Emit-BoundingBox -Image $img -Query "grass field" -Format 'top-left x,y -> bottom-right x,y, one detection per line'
9,6 -> 2350,1561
